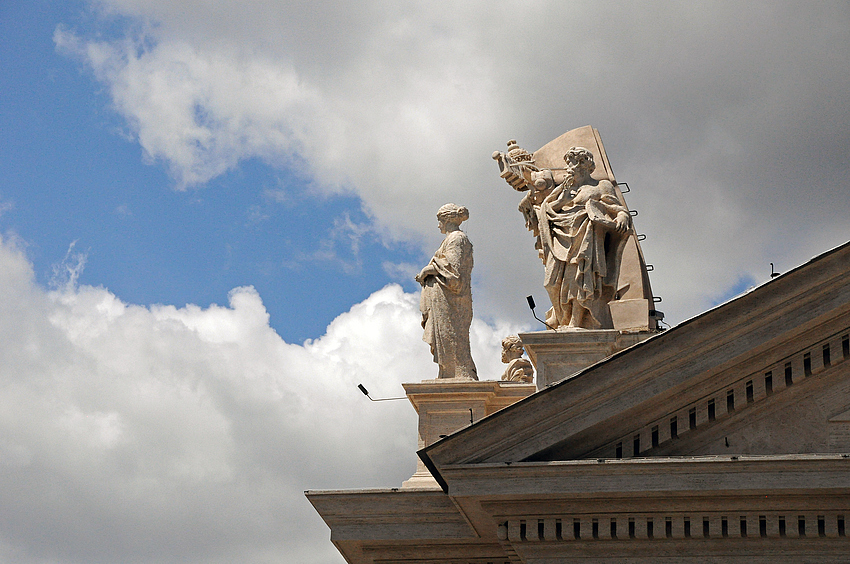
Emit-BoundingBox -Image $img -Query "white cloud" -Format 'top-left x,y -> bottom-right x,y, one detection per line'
382,260 -> 421,285
54,1 -> 850,328
0,198 -> 13,218
30,3 -> 850,561
0,236 -> 520,563
50,240 -> 88,291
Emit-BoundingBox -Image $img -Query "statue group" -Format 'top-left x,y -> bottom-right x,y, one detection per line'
493,125 -> 656,333
417,127 -> 650,380
526,146 -> 631,330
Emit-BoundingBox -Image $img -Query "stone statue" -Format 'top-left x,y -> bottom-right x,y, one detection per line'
535,147 -> 631,329
494,136 -> 636,331
493,140 -> 547,261
500,335 -> 534,383
415,204 -> 478,380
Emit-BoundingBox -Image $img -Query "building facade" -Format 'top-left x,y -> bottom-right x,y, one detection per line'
308,222 -> 850,563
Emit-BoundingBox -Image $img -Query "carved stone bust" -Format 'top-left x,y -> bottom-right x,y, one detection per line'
500,335 -> 534,383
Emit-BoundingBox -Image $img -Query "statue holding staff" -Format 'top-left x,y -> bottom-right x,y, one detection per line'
494,136 -> 635,331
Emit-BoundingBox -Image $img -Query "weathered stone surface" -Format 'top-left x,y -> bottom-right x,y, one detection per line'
609,297 -> 652,333
415,203 -> 478,380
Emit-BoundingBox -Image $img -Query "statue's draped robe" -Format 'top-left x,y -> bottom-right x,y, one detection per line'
420,230 -> 478,380
538,180 -> 629,329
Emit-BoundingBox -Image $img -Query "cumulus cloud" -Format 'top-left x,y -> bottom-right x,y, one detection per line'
54,1 -> 850,328
0,236 -> 520,564
24,2 -> 850,562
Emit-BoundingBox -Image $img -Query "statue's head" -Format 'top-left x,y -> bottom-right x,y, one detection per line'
501,335 -> 524,363
564,147 -> 596,176
436,203 -> 469,226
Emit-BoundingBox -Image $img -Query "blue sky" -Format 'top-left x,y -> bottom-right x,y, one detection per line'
1,2 -> 849,563
1,0 -> 426,344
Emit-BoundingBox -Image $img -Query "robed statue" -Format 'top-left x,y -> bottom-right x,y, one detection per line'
535,147 -> 631,329
415,204 -> 478,380
493,126 -> 659,332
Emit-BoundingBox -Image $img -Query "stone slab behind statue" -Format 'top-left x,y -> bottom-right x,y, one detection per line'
494,125 -> 659,332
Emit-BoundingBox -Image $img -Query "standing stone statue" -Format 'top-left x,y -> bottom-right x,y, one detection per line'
493,127 -> 659,332
500,335 -> 534,383
535,147 -> 631,329
415,204 -> 478,380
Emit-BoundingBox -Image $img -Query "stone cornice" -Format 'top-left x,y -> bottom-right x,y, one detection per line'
305,488 -> 472,540
308,456 -> 850,564
439,454 -> 850,498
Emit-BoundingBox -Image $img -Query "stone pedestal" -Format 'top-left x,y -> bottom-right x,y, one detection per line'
401,379 -> 535,488
519,330 -> 654,390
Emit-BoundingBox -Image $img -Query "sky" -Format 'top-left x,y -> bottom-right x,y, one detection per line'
0,1 -> 849,563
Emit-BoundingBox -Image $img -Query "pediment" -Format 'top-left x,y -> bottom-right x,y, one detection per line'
586,344 -> 850,459
421,241 -> 850,481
